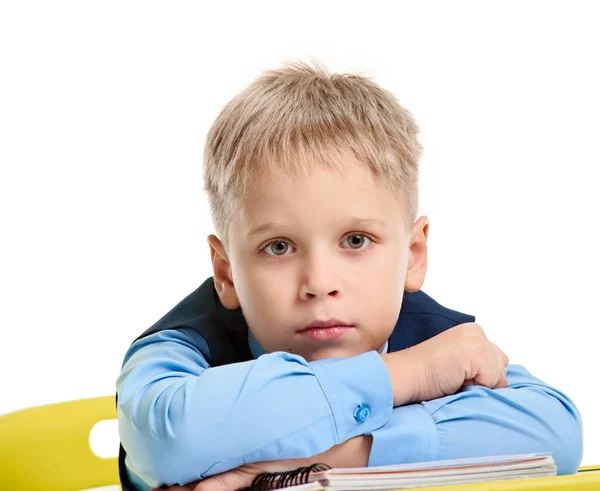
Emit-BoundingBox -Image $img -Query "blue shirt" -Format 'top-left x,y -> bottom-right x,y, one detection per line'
116,281 -> 583,490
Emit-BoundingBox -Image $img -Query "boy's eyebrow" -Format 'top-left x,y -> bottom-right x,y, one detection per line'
245,217 -> 386,237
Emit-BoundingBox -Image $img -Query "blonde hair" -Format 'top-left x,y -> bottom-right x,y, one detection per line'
203,61 -> 422,250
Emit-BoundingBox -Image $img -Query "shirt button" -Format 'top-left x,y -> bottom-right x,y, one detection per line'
354,404 -> 370,423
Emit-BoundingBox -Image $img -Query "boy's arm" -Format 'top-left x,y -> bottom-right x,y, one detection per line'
119,321 -> 514,490
179,364 -> 582,491
117,328 -> 393,489
367,363 -> 583,475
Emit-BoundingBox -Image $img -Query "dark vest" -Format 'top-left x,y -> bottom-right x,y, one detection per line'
117,277 -> 475,490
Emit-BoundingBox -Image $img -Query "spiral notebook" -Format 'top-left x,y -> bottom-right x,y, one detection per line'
244,453 -> 557,491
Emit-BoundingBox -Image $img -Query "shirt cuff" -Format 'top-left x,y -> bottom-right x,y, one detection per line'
310,351 -> 393,443
368,404 -> 439,466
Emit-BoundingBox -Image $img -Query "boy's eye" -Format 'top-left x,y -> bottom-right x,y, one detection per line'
263,234 -> 373,257
266,240 -> 291,256
344,234 -> 371,249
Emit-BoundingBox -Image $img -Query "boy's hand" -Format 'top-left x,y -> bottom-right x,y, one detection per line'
382,322 -> 509,406
152,458 -> 306,491
152,435 -> 372,491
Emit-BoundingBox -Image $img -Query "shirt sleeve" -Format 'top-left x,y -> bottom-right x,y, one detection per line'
116,328 -> 393,489
367,364 -> 583,476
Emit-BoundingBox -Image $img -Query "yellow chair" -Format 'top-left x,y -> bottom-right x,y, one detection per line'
0,395 -> 120,491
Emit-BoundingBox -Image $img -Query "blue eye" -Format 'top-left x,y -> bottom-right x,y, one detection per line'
344,234 -> 372,249
265,241 -> 292,256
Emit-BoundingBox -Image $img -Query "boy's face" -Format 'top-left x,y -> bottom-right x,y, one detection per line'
208,162 -> 429,362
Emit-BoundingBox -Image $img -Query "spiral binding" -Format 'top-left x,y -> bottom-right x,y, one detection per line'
245,462 -> 331,491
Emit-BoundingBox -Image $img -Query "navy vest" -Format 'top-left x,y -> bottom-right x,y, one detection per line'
117,277 -> 475,490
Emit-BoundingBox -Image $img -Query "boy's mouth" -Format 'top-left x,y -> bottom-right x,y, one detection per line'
298,319 -> 355,341
298,325 -> 354,341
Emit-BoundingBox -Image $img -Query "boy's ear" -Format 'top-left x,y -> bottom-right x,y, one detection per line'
404,216 -> 429,293
207,234 -> 241,310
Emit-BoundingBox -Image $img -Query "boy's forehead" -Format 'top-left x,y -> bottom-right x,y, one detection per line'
234,167 -> 405,238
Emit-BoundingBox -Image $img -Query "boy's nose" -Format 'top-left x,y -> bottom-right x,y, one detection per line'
298,256 -> 339,300
300,283 -> 339,300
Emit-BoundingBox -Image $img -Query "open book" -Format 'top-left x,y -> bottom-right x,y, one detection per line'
245,453 -> 556,491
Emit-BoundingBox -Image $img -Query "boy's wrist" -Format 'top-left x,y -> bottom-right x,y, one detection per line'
308,435 -> 373,469
381,349 -> 422,407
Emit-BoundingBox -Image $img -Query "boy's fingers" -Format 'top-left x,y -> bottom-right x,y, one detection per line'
193,475 -> 226,491
193,470 -> 253,491
151,486 -> 195,491
490,341 -> 509,366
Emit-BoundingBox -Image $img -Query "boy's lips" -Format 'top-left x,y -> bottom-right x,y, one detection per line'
298,326 -> 354,341
298,319 -> 355,341
302,318 -> 353,330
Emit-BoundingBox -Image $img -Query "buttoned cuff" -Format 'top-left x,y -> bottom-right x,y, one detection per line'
310,351 -> 393,443
368,404 -> 439,466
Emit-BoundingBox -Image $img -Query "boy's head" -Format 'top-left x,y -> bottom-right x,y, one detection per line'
204,61 -> 429,362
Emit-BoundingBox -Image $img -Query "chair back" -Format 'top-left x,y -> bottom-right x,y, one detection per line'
0,395 -> 119,490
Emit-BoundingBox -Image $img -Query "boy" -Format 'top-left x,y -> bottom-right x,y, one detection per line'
116,62 -> 583,491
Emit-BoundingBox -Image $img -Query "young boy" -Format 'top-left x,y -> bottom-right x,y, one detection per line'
116,62 -> 583,491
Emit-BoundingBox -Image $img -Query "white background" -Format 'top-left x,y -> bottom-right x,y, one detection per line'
1,0 -> 599,466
